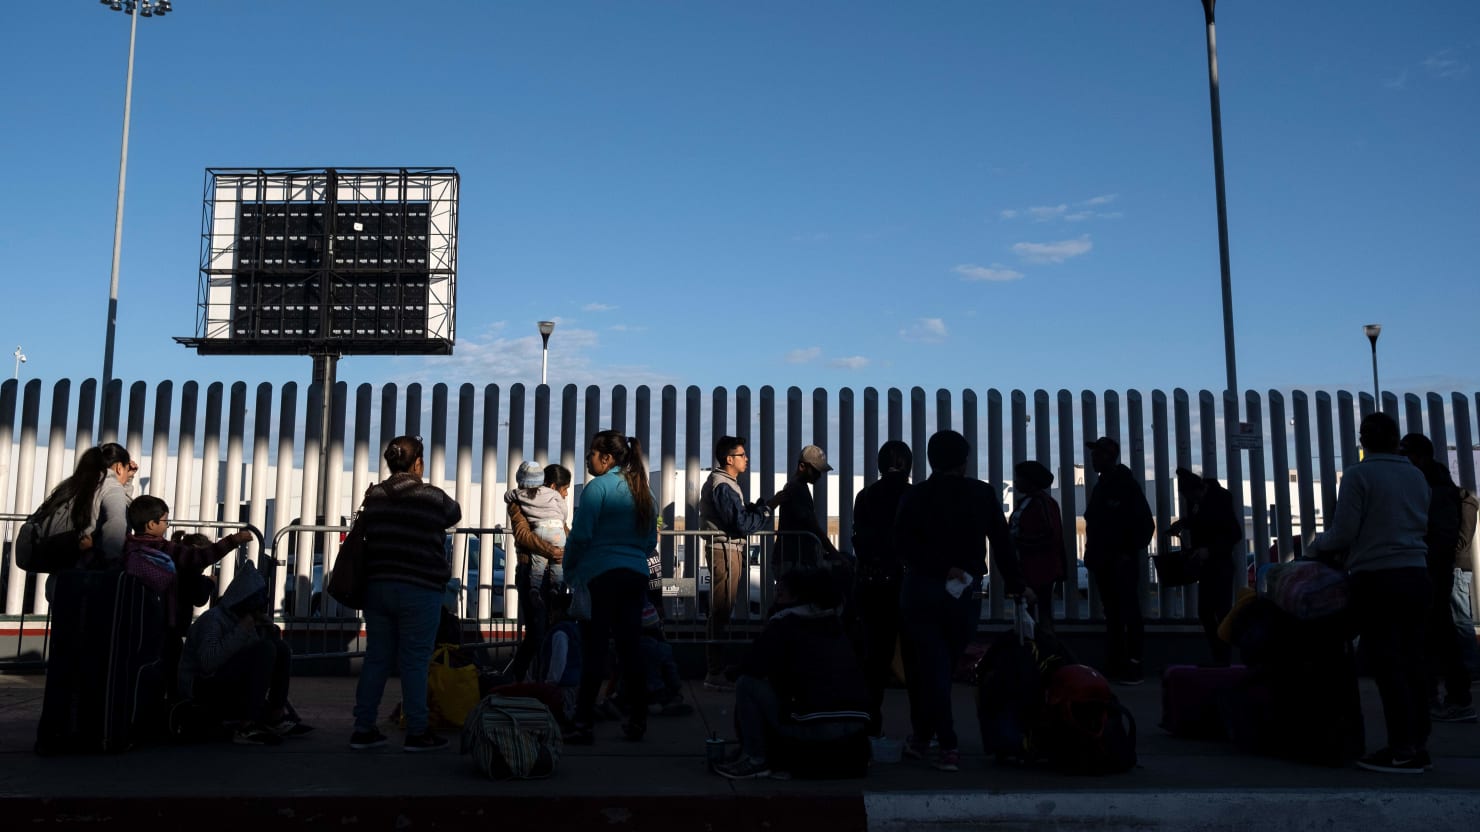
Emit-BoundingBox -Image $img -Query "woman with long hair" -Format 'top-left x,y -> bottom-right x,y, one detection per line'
37,442 -> 136,569
348,435 -> 462,753
563,430 -> 657,744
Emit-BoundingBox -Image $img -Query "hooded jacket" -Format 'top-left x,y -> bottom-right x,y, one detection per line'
177,559 -> 267,699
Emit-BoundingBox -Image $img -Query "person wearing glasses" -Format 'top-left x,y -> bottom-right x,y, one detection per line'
32,441 -> 137,570
563,430 -> 658,744
349,436 -> 462,753
699,436 -> 774,690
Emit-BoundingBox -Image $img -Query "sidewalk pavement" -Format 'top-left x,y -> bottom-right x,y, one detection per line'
1,670 -> 1477,831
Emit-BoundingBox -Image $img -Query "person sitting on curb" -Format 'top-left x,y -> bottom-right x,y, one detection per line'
714,568 -> 869,780
177,559 -> 309,745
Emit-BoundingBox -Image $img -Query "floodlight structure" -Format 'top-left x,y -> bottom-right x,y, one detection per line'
180,167 -> 459,356
178,167 -> 458,532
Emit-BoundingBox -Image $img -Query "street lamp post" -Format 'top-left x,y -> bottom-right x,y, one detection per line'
1201,0 -> 1239,410
12,346 -> 26,380
1364,324 -> 1382,404
537,321 -> 556,385
99,0 -> 172,428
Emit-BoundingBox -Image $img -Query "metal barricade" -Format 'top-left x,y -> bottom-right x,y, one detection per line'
0,516 -> 265,671
655,528 -> 830,639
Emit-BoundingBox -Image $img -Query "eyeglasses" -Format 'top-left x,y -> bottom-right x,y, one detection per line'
727,451 -> 749,459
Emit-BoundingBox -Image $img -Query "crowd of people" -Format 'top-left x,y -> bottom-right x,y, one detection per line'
25,416 -> 1478,777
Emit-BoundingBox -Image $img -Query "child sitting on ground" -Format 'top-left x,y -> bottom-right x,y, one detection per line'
177,560 -> 311,745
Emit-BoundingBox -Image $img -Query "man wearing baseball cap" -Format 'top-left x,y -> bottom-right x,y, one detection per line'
770,444 -> 842,570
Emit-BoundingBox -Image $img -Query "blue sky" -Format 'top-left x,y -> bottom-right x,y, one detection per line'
1,1 -> 1476,400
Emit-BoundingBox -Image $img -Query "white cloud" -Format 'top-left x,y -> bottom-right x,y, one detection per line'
582,303 -> 616,312
608,324 -> 646,333
1424,50 -> 1470,79
785,347 -> 822,364
953,263 -> 1024,282
416,325 -> 670,389
1012,235 -> 1093,264
1082,194 -> 1118,206
829,356 -> 870,370
998,209 -> 1019,220
1383,70 -> 1409,90
1028,204 -> 1069,221
900,318 -> 949,343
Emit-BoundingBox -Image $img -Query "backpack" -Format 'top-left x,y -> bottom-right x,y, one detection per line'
15,498 -> 89,573
1031,665 -> 1137,775
461,695 -> 561,780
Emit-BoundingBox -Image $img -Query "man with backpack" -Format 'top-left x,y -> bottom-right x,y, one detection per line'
850,439 -> 913,737
1168,467 -> 1243,667
1083,436 -> 1155,686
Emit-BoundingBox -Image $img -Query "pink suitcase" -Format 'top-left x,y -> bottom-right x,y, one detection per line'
1161,664 -> 1248,739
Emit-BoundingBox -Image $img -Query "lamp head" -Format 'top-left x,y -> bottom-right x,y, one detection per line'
1363,323 -> 1382,345
537,320 -> 556,337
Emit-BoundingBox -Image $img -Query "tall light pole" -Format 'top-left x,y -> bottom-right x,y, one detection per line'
537,321 -> 556,385
1364,323 -> 1382,404
12,346 -> 26,380
1201,0 -> 1239,411
99,0 -> 172,426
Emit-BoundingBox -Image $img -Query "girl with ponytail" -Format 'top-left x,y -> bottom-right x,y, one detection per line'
563,429 -> 659,744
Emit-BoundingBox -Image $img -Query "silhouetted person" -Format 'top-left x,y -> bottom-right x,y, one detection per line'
1307,413 -> 1431,773
894,430 -> 1026,771
1083,436 -> 1154,685
771,445 -> 841,570
1168,467 -> 1242,667
1009,460 -> 1065,636
850,440 -> 912,736
1399,433 -> 1473,724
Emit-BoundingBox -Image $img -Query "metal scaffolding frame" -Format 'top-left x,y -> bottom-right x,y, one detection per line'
179,167 -> 459,356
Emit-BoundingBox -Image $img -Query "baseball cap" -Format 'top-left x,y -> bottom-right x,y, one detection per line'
1085,436 -> 1120,455
800,444 -> 833,472
516,461 -> 545,488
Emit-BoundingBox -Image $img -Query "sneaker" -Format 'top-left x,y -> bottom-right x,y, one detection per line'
703,673 -> 735,692
935,748 -> 961,772
715,755 -> 772,780
1117,660 -> 1145,686
271,718 -> 316,737
1431,703 -> 1478,723
1356,748 -> 1426,775
1416,749 -> 1434,771
349,728 -> 388,750
403,731 -> 450,753
233,723 -> 283,747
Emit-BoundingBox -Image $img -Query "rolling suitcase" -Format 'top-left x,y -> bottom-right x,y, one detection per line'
35,569 -> 168,754
1160,664 -> 1248,739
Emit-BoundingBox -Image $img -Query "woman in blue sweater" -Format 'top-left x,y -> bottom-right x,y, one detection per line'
564,430 -> 658,744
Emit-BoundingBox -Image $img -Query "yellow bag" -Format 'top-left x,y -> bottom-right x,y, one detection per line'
426,644 -> 482,730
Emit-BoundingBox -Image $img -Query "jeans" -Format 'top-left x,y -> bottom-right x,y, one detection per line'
1428,567 -> 1472,707
353,580 -> 443,735
1452,568 -> 1480,676
1350,567 -> 1431,754
509,561 -> 552,681
575,568 -> 649,728
858,576 -> 902,736
706,541 -> 747,676
1198,553 -> 1235,667
900,571 -> 980,750
1094,555 -> 1144,674
735,675 -> 862,763
194,636 -> 290,723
